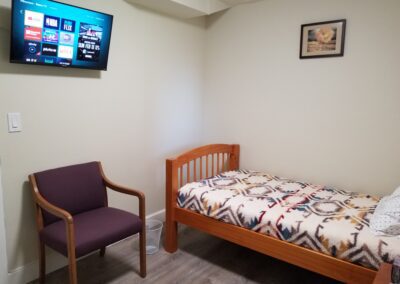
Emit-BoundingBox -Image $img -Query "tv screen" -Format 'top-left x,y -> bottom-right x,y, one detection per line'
10,0 -> 113,70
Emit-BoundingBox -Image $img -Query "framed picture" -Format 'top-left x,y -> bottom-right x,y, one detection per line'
300,19 -> 346,59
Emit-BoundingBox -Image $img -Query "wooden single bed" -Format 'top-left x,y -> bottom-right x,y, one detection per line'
165,144 -> 378,284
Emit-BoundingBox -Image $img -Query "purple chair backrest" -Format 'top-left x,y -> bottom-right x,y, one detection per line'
34,162 -> 106,226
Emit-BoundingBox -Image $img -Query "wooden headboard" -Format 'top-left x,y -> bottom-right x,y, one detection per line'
165,144 -> 239,251
166,144 -> 240,191
165,144 -> 240,223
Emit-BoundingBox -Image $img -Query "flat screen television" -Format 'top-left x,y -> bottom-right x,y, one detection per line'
10,0 -> 113,70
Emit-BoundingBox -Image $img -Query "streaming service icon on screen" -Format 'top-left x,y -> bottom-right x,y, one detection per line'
41,43 -> 58,57
44,15 -> 60,30
59,32 -> 74,45
58,45 -> 73,59
42,29 -> 59,44
24,10 -> 44,28
24,41 -> 41,56
61,19 -> 76,33
24,27 -> 42,41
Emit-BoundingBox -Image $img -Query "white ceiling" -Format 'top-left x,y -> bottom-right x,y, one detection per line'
127,0 -> 263,19
220,0 -> 261,5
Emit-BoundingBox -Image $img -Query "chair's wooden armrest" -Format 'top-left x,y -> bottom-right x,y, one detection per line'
102,177 -> 145,201
98,162 -> 145,201
35,193 -> 73,224
103,178 -> 146,221
29,174 -> 73,224
98,162 -> 146,221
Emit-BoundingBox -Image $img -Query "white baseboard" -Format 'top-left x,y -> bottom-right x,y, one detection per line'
146,209 -> 165,222
6,209 -> 166,284
7,253 -> 68,284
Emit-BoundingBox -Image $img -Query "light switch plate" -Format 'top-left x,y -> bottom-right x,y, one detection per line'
7,113 -> 22,133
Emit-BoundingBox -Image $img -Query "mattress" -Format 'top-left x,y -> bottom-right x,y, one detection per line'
177,170 -> 400,270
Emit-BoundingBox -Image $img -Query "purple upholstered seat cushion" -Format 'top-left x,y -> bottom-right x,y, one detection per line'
34,162 -> 106,226
40,207 -> 142,257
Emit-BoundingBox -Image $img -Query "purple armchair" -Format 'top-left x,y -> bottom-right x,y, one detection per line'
29,162 -> 146,284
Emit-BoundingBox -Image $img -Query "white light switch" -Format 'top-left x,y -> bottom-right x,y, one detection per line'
7,113 -> 22,133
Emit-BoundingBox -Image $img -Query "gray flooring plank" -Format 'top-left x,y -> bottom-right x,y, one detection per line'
29,225 -> 341,284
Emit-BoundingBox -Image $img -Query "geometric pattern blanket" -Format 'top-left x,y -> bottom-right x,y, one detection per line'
178,170 -> 400,270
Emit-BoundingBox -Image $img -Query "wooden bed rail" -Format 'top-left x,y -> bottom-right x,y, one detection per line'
165,144 -> 239,252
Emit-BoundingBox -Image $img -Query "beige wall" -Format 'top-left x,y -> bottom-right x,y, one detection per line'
203,0 -> 400,195
0,163 -> 8,283
2,0 -> 400,278
0,0 -> 205,272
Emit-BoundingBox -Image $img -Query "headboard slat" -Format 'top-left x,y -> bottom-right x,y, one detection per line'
167,144 -> 240,191
200,157 -> 203,180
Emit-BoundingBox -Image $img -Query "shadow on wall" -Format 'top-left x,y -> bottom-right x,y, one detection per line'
205,9 -> 227,29
0,6 -> 101,79
8,181 -> 39,271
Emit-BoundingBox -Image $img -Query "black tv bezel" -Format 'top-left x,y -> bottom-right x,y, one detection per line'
9,0 -> 114,71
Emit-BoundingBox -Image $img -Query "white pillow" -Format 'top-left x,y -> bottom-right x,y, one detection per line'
370,187 -> 400,236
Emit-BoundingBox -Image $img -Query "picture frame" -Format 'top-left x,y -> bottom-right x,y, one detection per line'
300,19 -> 346,59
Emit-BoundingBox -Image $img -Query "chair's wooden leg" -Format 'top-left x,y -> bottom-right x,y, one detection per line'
66,223 -> 78,284
100,247 -> 106,257
139,230 -> 146,277
38,241 -> 46,284
165,220 -> 178,253
67,254 -> 78,284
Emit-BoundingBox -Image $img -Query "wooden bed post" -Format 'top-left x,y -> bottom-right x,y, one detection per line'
229,144 -> 240,170
165,159 -> 178,252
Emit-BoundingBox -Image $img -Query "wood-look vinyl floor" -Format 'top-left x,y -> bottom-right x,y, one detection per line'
30,225 -> 341,284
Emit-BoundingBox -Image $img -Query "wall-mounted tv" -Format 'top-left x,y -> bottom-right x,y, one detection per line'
10,0 -> 113,70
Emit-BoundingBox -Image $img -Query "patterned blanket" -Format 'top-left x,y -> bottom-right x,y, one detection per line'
178,170 -> 400,270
